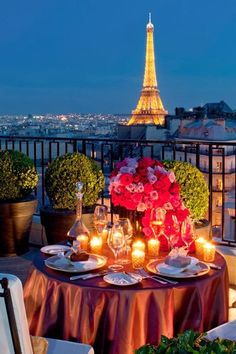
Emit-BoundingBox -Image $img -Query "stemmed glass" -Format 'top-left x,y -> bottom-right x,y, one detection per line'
181,217 -> 195,254
93,204 -> 108,236
107,222 -> 125,271
164,215 -> 180,251
150,208 -> 166,239
117,218 -> 133,264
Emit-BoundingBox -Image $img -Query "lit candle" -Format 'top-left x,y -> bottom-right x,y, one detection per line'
132,240 -> 145,252
203,243 -> 216,262
132,249 -> 145,269
76,234 -> 89,251
195,237 -> 206,259
90,236 -> 103,254
148,238 -> 160,258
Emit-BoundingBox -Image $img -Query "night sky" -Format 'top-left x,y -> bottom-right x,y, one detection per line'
0,0 -> 236,115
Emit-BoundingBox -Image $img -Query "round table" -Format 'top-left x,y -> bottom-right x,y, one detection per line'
23,250 -> 229,354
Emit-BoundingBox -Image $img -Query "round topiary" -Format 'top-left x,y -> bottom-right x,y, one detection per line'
0,150 -> 38,201
163,160 -> 209,221
45,152 -> 105,210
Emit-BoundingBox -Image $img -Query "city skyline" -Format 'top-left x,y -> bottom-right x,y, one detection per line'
0,0 -> 236,115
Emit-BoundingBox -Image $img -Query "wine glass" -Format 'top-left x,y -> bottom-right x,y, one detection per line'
94,205 -> 108,236
107,222 -> 125,271
181,218 -> 195,253
150,208 -> 166,238
117,218 -> 133,264
164,215 -> 180,250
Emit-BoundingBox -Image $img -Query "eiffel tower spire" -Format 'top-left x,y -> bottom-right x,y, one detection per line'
128,14 -> 167,125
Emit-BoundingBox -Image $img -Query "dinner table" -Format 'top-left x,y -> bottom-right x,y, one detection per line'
23,246 -> 229,354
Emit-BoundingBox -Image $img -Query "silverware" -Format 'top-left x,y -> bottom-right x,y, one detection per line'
137,269 -> 167,285
207,263 -> 221,270
138,269 -> 178,285
70,270 -> 107,281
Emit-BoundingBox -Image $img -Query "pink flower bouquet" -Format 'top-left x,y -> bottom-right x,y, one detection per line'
109,157 -> 192,250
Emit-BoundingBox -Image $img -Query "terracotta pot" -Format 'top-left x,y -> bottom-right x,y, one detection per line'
0,195 -> 37,256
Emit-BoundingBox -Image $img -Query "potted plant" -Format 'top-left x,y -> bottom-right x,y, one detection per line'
135,329 -> 236,353
40,152 -> 105,244
163,160 -> 210,238
0,150 -> 38,256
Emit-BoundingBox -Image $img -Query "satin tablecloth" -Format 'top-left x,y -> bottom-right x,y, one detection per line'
23,251 -> 228,354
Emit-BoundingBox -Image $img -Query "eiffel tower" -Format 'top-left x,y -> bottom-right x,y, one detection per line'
128,14 -> 167,126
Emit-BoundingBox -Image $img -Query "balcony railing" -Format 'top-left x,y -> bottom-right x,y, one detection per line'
1,135 -> 236,246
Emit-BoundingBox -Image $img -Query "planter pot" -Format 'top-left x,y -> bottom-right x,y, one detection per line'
40,206 -> 76,245
40,206 -> 95,244
0,195 -> 37,257
195,219 -> 211,240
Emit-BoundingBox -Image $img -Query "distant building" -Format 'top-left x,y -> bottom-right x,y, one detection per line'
164,101 -> 236,241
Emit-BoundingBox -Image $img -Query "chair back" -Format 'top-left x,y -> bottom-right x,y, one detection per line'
0,273 -> 33,354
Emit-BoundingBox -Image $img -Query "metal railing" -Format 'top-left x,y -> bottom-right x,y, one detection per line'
1,135 -> 236,246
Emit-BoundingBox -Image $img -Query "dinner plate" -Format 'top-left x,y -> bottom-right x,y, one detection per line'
146,257 -> 210,279
40,245 -> 71,255
45,254 -> 107,273
103,272 -> 142,286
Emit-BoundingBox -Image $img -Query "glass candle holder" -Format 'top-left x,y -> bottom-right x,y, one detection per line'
147,238 -> 160,258
195,237 -> 206,259
76,234 -> 89,251
90,236 -> 103,254
203,243 -> 216,262
132,240 -> 145,252
132,249 -> 145,269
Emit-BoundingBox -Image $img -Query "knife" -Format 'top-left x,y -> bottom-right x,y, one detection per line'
207,263 -> 221,270
70,270 -> 107,281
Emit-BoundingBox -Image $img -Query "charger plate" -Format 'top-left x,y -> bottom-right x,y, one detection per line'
45,254 -> 107,273
146,257 -> 210,279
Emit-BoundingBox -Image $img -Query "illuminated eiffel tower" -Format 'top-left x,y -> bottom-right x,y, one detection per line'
128,14 -> 167,126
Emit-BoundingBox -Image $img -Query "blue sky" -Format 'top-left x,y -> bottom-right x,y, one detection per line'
0,0 -> 236,114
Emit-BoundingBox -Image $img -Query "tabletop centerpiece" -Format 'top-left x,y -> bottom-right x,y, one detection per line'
109,157 -> 191,251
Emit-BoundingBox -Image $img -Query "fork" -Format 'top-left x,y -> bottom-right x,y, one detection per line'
137,269 -> 168,285
138,268 -> 178,285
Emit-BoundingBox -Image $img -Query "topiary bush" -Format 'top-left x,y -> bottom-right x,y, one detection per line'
163,160 -> 209,222
45,152 -> 105,210
0,150 -> 38,201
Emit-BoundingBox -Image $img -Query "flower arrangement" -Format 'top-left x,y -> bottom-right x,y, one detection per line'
109,157 -> 190,246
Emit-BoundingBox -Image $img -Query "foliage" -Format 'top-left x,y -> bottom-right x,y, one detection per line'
45,152 -> 105,209
163,161 -> 209,222
0,150 -> 38,200
135,329 -> 236,353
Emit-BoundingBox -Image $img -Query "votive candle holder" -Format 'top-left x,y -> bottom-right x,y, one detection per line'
76,234 -> 89,251
90,236 -> 103,254
132,249 -> 145,269
132,240 -> 145,252
147,238 -> 160,258
195,237 -> 206,259
203,243 -> 216,262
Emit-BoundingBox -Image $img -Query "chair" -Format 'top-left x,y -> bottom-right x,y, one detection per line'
0,273 -> 94,354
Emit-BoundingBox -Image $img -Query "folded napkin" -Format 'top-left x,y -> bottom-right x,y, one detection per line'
157,257 -> 200,275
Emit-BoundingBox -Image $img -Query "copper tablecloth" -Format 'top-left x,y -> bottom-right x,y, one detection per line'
23,251 -> 228,354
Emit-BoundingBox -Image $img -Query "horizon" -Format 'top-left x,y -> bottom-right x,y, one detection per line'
0,0 -> 236,115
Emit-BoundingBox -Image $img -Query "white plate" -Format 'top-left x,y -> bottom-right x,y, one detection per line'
157,257 -> 199,275
103,272 -> 142,286
147,257 -> 210,279
45,254 -> 107,273
40,245 -> 71,255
